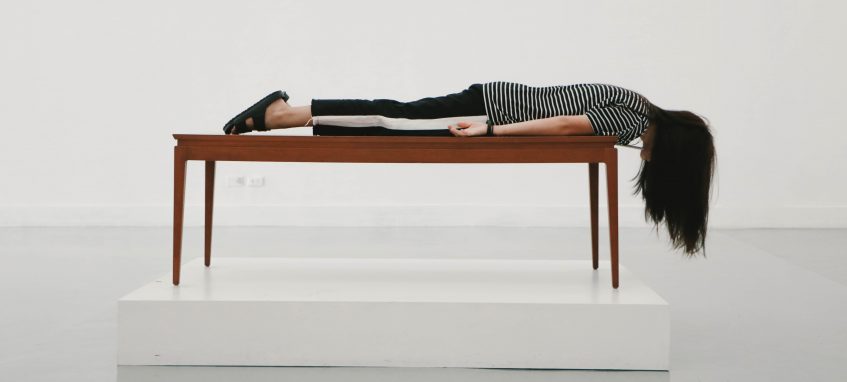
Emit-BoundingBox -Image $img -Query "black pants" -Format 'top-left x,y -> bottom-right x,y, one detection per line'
311,83 -> 487,136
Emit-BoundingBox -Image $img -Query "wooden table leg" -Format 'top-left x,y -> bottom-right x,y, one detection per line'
205,161 -> 215,267
173,148 -> 187,286
589,163 -> 599,270
605,152 -> 619,289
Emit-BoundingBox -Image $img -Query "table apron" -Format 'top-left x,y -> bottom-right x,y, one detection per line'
176,146 -> 615,164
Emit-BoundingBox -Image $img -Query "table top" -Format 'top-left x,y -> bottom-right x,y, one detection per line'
173,134 -> 619,163
173,134 -> 619,150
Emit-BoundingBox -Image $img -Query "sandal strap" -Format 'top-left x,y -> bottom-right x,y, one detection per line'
252,110 -> 267,131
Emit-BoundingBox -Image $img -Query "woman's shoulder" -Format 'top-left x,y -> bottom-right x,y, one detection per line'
573,83 -> 639,93
585,83 -> 651,105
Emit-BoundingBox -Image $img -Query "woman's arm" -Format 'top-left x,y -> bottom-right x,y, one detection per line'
495,115 -> 594,136
448,115 -> 595,137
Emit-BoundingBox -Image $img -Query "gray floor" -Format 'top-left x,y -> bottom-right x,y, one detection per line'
1,227 -> 845,381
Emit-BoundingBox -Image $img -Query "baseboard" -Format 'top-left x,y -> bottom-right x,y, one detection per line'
0,204 -> 844,228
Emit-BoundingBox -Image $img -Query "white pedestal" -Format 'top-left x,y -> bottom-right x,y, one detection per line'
117,257 -> 669,370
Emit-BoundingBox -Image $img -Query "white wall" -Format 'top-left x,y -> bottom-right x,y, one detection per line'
1,0 -> 845,228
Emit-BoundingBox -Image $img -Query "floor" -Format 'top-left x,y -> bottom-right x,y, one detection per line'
0,227 -> 845,381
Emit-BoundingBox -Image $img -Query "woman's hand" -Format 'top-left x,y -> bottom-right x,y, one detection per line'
448,121 -> 487,137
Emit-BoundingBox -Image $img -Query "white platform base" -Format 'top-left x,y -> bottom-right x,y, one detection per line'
117,257 -> 669,370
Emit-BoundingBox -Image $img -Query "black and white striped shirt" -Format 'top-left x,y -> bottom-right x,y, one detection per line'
482,82 -> 652,145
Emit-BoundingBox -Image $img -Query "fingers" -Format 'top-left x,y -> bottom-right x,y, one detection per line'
448,124 -> 468,137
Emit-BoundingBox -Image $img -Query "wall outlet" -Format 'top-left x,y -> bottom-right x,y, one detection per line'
226,176 -> 246,187
248,176 -> 265,187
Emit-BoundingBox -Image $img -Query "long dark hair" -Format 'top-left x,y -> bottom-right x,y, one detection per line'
633,105 -> 716,257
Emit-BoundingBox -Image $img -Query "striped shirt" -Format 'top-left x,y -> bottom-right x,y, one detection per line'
481,82 -> 652,145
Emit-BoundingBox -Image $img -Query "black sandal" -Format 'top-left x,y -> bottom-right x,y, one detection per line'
223,90 -> 290,134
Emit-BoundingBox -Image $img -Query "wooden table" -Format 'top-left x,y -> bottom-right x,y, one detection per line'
173,134 -> 622,287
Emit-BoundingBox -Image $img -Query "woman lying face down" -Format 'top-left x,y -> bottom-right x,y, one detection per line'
222,82 -> 716,257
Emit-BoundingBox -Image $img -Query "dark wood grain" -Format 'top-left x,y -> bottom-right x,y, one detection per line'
589,163 -> 599,270
204,161 -> 215,267
173,147 -> 187,285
